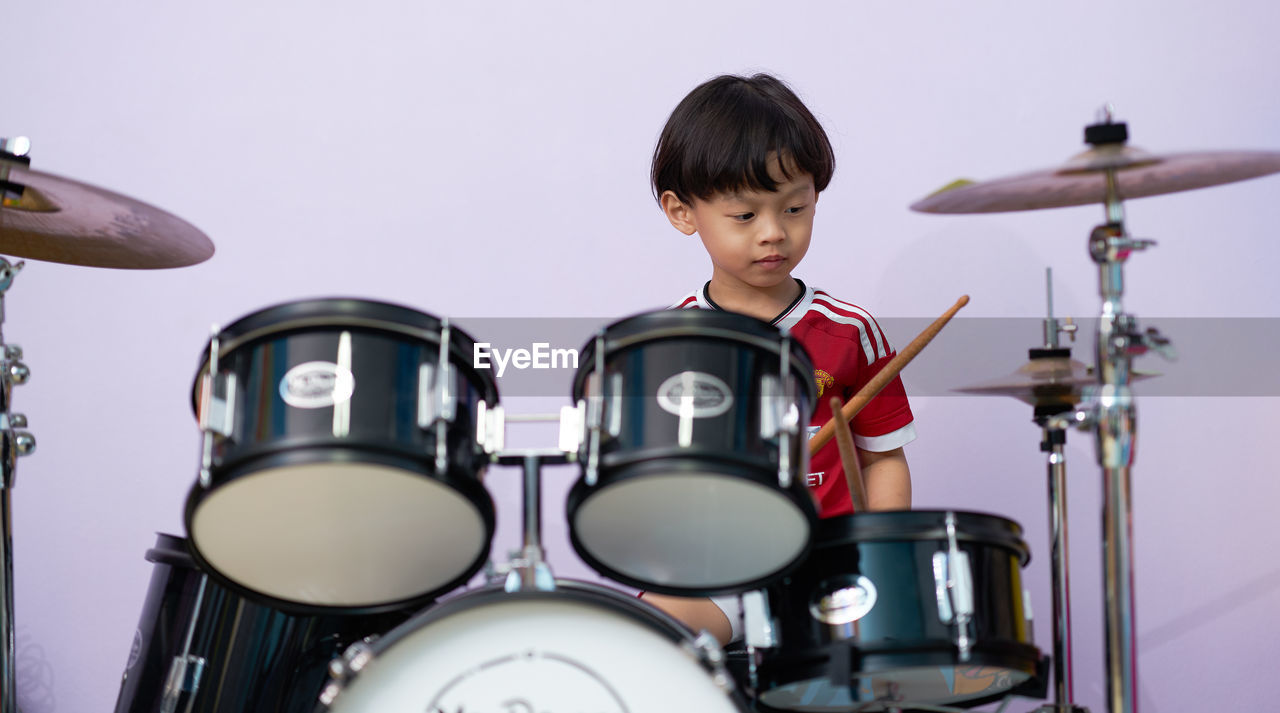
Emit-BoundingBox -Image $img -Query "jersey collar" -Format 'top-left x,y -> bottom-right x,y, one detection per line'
699,280 -> 814,329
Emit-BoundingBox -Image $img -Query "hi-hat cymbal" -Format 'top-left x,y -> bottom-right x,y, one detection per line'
0,167 -> 214,269
911,146 -> 1280,214
955,355 -> 1156,408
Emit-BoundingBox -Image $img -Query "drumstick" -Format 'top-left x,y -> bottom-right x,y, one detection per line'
809,295 -> 970,456
830,395 -> 869,513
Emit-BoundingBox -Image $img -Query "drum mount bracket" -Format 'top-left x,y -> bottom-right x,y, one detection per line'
932,512 -> 976,662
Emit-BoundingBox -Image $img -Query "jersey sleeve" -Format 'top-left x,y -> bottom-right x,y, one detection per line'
849,348 -> 916,452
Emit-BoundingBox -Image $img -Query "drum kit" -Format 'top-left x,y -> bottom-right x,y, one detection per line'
0,109 -> 1277,713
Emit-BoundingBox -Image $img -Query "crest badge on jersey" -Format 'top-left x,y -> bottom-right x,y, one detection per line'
814,369 -> 835,398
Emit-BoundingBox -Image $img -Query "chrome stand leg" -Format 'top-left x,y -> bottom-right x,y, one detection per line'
1084,177 -> 1170,713
495,448 -> 565,592
0,488 -> 13,713
0,258 -> 33,713
1031,417 -> 1089,713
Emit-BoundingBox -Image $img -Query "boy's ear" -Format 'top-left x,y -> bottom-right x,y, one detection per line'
660,191 -> 698,236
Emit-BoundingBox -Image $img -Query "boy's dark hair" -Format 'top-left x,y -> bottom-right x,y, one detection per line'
651,73 -> 835,204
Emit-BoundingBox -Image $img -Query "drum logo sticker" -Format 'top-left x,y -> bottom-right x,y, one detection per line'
656,371 -> 733,418
809,575 -> 878,626
426,649 -> 628,713
279,361 -> 355,409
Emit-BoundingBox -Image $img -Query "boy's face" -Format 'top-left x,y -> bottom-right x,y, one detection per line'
661,161 -> 816,297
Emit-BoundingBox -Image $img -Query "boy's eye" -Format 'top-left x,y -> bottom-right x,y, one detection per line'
733,212 -> 755,222
786,205 -> 807,214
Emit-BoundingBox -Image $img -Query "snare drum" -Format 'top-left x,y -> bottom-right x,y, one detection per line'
185,298 -> 498,612
316,581 -> 749,713
568,309 -> 818,595
750,511 -> 1042,711
113,534 -> 406,713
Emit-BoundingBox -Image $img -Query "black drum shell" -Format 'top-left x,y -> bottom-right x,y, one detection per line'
756,511 -> 1041,709
114,534 -> 410,713
566,309 -> 820,595
571,309 -> 817,476
191,298 -> 496,483
183,298 -> 498,613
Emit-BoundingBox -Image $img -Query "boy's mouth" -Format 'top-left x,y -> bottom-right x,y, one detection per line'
755,254 -> 786,266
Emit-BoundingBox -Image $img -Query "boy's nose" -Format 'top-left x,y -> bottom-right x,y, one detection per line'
758,219 -> 786,243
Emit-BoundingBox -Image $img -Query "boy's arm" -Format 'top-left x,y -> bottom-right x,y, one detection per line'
640,592 -> 733,645
858,446 -> 911,511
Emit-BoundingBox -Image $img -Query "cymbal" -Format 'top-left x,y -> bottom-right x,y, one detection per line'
911,147 -> 1280,214
954,355 -> 1155,408
0,167 -> 214,269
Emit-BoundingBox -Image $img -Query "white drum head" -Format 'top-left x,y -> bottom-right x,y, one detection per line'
573,473 -> 810,588
190,462 -> 488,607
324,587 -> 744,713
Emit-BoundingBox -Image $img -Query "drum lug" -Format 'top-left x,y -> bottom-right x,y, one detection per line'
683,630 -> 736,694
607,372 -> 623,438
418,361 -> 457,475
414,320 -> 459,475
742,590 -> 778,649
317,637 -> 377,708
557,404 -> 581,454
759,375 -> 781,440
329,637 -> 377,681
197,328 -> 234,488
437,319 -> 458,422
582,330 -> 607,487
932,512 -> 977,662
159,654 -> 206,713
476,401 -> 506,454
199,372 -> 236,439
774,334 -> 801,489
417,362 -> 437,428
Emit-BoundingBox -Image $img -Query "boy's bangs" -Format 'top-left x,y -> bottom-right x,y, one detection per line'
707,114 -> 819,199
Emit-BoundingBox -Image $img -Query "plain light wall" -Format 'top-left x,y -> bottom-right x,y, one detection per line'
6,1 -> 1280,710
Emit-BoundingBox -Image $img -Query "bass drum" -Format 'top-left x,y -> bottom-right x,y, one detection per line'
114,534 -> 408,713
317,581 -> 748,713
751,511 -> 1043,712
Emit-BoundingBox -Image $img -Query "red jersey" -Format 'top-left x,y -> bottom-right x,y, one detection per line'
672,280 -> 916,517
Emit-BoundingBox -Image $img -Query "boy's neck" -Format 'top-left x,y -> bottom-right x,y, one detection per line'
705,277 -> 803,323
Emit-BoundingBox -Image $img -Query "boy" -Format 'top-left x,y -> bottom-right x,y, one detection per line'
641,73 -> 916,644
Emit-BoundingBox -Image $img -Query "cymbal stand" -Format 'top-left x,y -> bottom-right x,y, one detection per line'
1028,269 -> 1088,713
0,253 -> 35,713
1055,115 -> 1175,713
